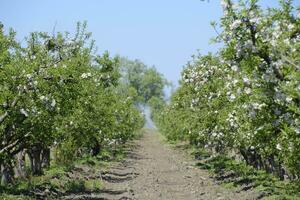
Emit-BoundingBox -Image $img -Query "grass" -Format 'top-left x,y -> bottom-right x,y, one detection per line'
0,164 -> 99,199
194,151 -> 300,199
0,194 -> 33,200
135,128 -> 149,139
0,146 -> 129,200
84,179 -> 102,191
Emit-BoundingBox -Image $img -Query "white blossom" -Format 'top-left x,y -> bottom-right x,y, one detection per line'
244,87 -> 251,94
81,72 -> 92,79
20,108 -> 29,117
249,110 -> 256,118
51,99 -> 56,108
287,24 -> 294,30
250,17 -> 260,24
231,65 -> 239,72
283,38 -> 290,45
233,79 -> 238,85
40,95 -> 46,101
230,19 -> 242,30
295,126 -> 300,135
286,97 -> 293,103
232,3 -> 239,10
252,102 -> 266,110
243,77 -> 250,85
276,143 -> 282,151
229,94 -> 236,102
220,0 -> 229,11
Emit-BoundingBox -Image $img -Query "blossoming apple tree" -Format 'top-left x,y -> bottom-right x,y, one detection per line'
156,0 -> 300,179
0,22 -> 144,184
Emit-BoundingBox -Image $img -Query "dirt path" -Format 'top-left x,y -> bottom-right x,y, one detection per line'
88,129 -> 260,200
65,130 -> 261,200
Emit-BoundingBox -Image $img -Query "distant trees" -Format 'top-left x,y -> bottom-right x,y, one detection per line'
118,57 -> 169,106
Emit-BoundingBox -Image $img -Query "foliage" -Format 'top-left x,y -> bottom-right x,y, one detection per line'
119,57 -> 169,105
156,0 -> 300,180
0,21 -> 144,183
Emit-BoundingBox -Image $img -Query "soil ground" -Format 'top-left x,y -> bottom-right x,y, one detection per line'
65,129 -> 261,200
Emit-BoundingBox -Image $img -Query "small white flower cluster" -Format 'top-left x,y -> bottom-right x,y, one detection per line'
20,108 -> 29,117
230,19 -> 242,30
40,95 -> 56,108
228,93 -> 236,102
226,112 -> 238,128
244,87 -> 251,95
190,98 -> 199,107
231,65 -> 239,72
220,0 -> 230,15
80,72 -> 92,79
211,126 -> 224,139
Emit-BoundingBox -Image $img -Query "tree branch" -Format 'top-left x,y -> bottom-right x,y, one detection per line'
0,111 -> 8,124
0,133 -> 29,155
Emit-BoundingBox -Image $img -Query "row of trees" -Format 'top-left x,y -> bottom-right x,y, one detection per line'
0,22 -> 145,185
154,0 -> 300,179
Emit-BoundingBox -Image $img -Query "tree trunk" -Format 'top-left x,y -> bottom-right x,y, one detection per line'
266,155 -> 276,174
41,148 -> 50,169
277,162 -> 285,181
91,141 -> 101,156
239,148 -> 249,164
28,146 -> 42,175
1,162 -> 14,185
14,150 -> 26,178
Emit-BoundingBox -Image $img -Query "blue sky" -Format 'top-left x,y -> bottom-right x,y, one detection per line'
0,0 -> 287,87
